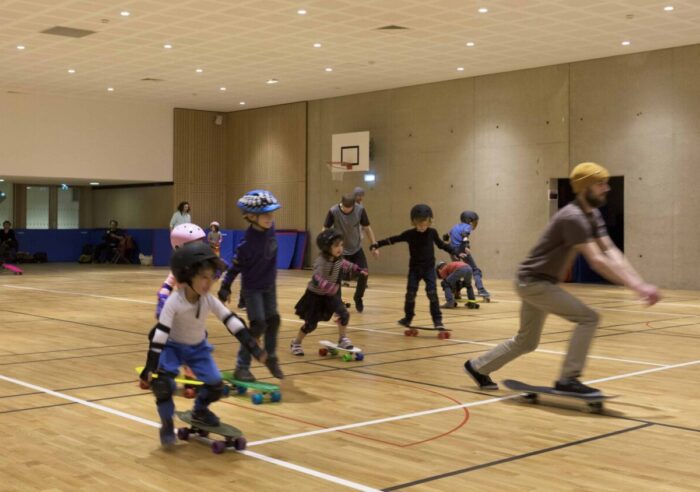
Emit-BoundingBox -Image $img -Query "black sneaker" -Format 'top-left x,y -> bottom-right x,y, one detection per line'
554,378 -> 602,396
397,318 -> 412,328
159,419 -> 176,448
265,356 -> 285,379
234,367 -> 256,382
464,360 -> 499,390
354,297 -> 364,313
191,407 -> 220,427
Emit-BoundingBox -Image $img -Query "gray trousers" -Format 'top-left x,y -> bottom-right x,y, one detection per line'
471,280 -> 600,381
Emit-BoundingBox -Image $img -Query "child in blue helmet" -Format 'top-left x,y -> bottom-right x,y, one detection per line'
290,229 -> 367,356
140,242 -> 268,447
446,211 -> 490,301
217,190 -> 284,381
370,204 -> 460,330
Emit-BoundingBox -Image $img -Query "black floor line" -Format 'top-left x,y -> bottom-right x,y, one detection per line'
0,392 -> 147,415
612,415 -> 700,434
381,423 -> 653,491
0,308 -> 146,337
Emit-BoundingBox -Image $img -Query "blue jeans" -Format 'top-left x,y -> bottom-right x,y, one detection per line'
442,266 -> 476,303
236,286 -> 279,370
404,265 -> 442,325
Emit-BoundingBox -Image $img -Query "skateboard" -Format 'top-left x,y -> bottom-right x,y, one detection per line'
175,410 -> 246,454
318,340 -> 364,361
503,379 -> 618,413
400,322 -> 452,339
1,263 -> 23,275
220,370 -> 282,404
135,366 -> 203,399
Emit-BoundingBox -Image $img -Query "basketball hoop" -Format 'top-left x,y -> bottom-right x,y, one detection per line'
326,161 -> 354,182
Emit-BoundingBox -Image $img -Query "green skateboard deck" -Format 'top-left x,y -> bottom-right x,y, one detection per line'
221,370 -> 282,404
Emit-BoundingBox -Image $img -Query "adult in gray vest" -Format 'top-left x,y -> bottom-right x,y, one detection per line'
323,193 -> 379,312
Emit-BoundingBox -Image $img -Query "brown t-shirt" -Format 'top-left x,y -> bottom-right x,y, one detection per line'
518,201 -> 608,283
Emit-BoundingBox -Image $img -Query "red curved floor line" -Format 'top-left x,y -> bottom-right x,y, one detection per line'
221,373 -> 470,447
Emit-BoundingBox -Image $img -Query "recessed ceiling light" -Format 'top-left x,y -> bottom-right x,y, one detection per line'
0,179 -> 5,182
68,69 -> 76,74
195,68 -> 203,73
120,11 -> 130,17
239,101 -> 246,105
266,78 -> 279,84
89,182 -> 100,186
16,45 -> 25,50
478,7 -> 489,13
163,43 -> 172,49
313,42 -> 322,48
297,9 -> 307,15
466,41 -> 475,47
457,67 -> 464,71
664,5 -> 674,11
107,87 -> 114,92
621,40 -> 631,46
219,87 -> 227,91
325,67 -> 333,72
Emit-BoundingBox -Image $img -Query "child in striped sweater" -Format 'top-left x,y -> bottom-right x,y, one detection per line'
290,229 -> 367,356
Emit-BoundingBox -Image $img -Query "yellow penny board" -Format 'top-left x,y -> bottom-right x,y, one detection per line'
134,366 -> 204,386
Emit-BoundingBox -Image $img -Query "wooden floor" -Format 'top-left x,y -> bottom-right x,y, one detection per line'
1,264 -> 699,491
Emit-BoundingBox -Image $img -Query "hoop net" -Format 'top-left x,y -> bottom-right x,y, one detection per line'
327,161 -> 354,182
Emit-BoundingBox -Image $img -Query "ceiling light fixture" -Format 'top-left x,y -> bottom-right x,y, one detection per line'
89,182 -> 100,186
107,87 -> 114,92
621,40 -> 631,46
68,69 -> 76,74
457,67 -> 464,71
219,87 -> 227,91
239,101 -> 246,105
664,5 -> 674,11
266,78 -> 279,84
325,67 -> 333,72
478,7 -> 489,13
163,43 -> 172,49
313,42 -> 322,48
120,11 -> 130,17
195,68 -> 203,73
466,41 -> 475,47
297,9 -> 307,15
16,45 -> 25,50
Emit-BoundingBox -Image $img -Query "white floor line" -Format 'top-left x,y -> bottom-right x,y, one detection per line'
350,326 -> 668,367
247,358 -> 700,448
0,374 -> 380,492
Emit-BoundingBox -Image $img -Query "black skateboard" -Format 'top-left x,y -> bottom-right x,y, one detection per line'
399,321 -> 452,339
503,379 -> 617,413
175,410 -> 247,454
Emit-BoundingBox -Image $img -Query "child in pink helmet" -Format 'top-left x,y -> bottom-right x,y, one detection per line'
208,221 -> 222,256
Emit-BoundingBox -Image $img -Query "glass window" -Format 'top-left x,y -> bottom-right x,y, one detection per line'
26,186 -> 49,229
57,187 -> 80,229
0,181 -> 12,226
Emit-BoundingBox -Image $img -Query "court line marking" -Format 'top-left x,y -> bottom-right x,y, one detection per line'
0,374 -> 380,492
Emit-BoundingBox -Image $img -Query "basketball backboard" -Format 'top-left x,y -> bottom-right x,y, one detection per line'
331,131 -> 370,172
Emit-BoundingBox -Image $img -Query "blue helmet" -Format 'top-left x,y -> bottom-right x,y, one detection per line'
237,190 -> 281,214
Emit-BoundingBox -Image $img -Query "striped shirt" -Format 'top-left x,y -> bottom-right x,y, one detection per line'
307,255 -> 362,295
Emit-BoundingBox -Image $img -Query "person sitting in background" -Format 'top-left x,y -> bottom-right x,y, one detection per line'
93,219 -> 126,263
0,220 -> 18,263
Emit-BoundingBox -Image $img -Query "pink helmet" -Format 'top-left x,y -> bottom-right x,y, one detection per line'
171,223 -> 206,249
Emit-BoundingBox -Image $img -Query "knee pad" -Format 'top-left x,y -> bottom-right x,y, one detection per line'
199,381 -> 224,405
151,374 -> 175,403
337,310 -> 350,326
249,319 -> 266,338
266,314 -> 281,334
301,322 -> 317,334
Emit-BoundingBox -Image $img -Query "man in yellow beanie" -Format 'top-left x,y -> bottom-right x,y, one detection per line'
464,162 -> 661,395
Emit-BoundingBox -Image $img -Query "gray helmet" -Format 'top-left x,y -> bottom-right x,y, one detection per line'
171,242 -> 226,284
460,211 -> 479,224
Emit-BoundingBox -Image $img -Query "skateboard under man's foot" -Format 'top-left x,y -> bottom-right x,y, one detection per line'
318,340 -> 364,361
175,410 -> 246,454
220,370 -> 282,404
398,319 -> 452,339
503,379 -> 618,413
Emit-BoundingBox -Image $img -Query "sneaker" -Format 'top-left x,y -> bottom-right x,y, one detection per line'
554,378 -> 602,396
159,419 -> 176,448
464,360 -> 499,390
397,318 -> 412,328
354,297 -> 364,313
434,323 -> 447,330
290,341 -> 304,356
337,337 -> 354,350
265,356 -> 285,379
233,367 -> 256,382
441,301 -> 458,309
191,407 -> 220,427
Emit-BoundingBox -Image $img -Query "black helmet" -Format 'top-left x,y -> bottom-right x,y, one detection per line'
171,242 -> 226,284
460,210 -> 479,224
316,229 -> 343,255
410,204 -> 433,222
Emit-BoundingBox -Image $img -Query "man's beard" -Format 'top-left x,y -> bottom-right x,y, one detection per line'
585,189 -> 607,208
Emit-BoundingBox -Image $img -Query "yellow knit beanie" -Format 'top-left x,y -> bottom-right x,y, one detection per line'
570,162 -> 610,193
